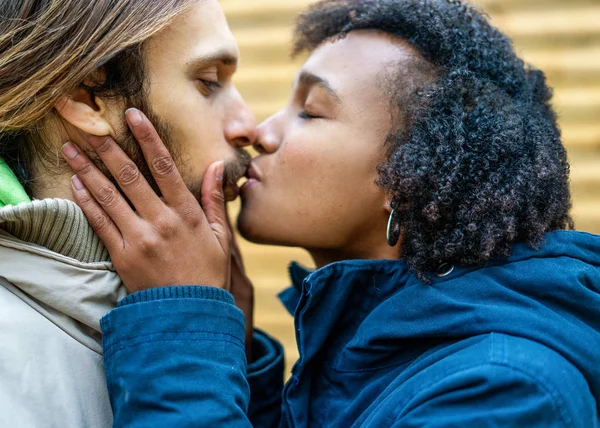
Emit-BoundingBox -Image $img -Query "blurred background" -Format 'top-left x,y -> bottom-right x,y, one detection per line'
220,0 -> 600,373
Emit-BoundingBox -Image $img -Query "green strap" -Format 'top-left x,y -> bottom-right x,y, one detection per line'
0,158 -> 31,207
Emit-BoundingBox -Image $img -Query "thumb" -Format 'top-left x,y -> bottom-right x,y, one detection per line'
201,161 -> 231,253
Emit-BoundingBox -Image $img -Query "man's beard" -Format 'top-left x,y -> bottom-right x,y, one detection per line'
88,98 -> 251,205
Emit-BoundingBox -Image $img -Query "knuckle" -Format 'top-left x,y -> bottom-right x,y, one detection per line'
155,216 -> 176,238
90,213 -> 108,233
187,216 -> 201,229
212,188 -> 225,204
151,155 -> 175,177
139,234 -> 159,256
135,125 -> 155,143
77,193 -> 96,211
117,162 -> 140,186
76,189 -> 93,205
94,137 -> 113,154
74,160 -> 93,176
96,185 -> 118,207
182,206 -> 202,227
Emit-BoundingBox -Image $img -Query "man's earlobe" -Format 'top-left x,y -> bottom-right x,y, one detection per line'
55,88 -> 114,136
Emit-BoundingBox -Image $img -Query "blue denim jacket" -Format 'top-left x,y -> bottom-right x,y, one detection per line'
101,230 -> 600,427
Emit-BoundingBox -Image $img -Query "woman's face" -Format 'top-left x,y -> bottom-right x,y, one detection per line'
238,31 -> 415,260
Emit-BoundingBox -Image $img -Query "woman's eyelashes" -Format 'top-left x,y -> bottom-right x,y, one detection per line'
299,110 -> 320,120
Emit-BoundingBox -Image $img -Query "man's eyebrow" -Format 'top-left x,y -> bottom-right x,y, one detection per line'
187,49 -> 238,68
298,71 -> 341,105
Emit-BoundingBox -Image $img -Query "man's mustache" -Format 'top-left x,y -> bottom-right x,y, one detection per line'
223,149 -> 252,187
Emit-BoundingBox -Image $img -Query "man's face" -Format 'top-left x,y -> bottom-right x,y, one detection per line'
121,0 -> 256,200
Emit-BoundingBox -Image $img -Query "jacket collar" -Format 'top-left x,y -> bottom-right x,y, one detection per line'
278,231 -> 600,397
0,199 -> 125,354
280,258 -> 415,365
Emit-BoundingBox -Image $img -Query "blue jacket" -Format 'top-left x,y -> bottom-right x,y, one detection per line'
100,230 -> 600,427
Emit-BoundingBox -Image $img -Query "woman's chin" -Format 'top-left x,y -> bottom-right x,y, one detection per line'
237,209 -> 292,247
237,209 -> 270,244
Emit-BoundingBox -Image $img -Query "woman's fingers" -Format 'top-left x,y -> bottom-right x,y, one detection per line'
201,161 -> 231,254
61,142 -> 138,232
85,135 -> 163,219
124,109 -> 192,207
70,175 -> 124,251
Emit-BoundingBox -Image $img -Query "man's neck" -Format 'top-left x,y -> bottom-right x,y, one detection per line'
29,117 -> 93,202
31,167 -> 76,201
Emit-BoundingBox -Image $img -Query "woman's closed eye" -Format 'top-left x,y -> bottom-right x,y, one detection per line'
299,110 -> 322,120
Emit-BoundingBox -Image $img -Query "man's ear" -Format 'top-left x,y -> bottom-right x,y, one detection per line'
55,88 -> 115,137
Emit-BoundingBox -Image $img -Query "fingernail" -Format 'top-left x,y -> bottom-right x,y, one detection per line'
62,142 -> 79,159
125,108 -> 143,126
71,175 -> 84,191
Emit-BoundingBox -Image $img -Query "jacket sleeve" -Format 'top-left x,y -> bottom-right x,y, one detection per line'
100,286 -> 284,428
391,363 -> 580,428
247,329 -> 285,427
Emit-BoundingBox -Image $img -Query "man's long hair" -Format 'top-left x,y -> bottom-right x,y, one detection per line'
0,0 -> 195,195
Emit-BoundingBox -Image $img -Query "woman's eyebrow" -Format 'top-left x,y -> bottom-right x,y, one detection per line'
298,71 -> 342,105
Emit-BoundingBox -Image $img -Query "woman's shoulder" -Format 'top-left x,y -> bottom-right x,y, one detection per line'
379,333 -> 595,427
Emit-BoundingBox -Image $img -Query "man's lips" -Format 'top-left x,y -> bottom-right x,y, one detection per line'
223,181 -> 240,201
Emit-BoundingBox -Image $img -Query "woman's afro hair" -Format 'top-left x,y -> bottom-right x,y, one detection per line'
294,0 -> 573,280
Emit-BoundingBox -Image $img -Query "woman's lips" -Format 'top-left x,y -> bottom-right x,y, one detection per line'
247,163 -> 262,181
240,178 -> 259,193
240,163 -> 262,194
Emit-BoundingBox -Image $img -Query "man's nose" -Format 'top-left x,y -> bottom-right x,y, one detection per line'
224,90 -> 257,148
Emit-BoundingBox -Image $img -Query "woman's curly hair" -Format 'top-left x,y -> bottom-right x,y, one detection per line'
294,0 -> 573,280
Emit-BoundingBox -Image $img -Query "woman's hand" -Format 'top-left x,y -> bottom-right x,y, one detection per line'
61,109 -> 231,293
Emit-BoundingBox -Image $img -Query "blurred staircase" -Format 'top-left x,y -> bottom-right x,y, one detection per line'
220,0 -> 600,371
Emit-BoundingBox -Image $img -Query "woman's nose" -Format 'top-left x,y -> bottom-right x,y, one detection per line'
253,112 -> 283,154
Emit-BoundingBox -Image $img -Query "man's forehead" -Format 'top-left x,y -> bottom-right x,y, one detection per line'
148,0 -> 239,60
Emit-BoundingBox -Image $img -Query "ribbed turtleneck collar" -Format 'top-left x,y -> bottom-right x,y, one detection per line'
0,198 -> 109,263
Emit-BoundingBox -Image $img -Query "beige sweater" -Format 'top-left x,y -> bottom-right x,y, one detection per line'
0,199 -> 126,428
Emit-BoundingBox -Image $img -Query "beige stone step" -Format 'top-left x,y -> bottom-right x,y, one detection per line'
226,6 -> 600,62
222,0 -> 600,22
554,88 -> 600,123
572,202 -> 600,233
490,6 -> 600,38
562,125 -> 600,149
231,21 -> 600,64
221,0 -> 311,18
568,151 -> 600,202
477,0 -> 599,13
